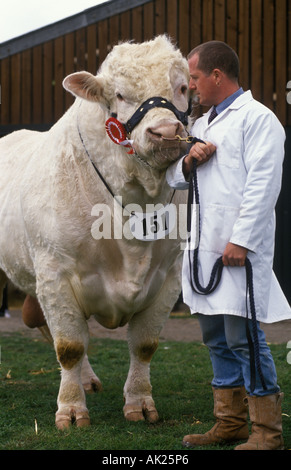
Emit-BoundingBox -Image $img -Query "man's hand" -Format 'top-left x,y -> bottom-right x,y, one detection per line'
222,242 -> 248,267
182,141 -> 216,179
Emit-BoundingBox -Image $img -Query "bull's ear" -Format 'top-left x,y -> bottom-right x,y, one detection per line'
62,71 -> 104,102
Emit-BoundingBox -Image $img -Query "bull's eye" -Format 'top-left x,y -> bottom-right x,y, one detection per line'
116,93 -> 124,101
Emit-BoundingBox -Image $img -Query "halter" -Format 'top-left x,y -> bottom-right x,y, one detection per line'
105,96 -> 189,157
123,96 -> 189,133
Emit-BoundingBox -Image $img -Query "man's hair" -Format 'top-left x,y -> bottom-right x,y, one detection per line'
188,41 -> 239,80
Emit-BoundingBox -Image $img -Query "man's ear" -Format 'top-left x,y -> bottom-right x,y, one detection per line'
62,71 -> 105,102
212,68 -> 223,85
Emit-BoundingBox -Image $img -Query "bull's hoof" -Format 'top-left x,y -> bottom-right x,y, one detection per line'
123,403 -> 159,423
83,377 -> 103,394
55,408 -> 90,430
76,413 -> 91,428
123,405 -> 145,422
144,408 -> 159,423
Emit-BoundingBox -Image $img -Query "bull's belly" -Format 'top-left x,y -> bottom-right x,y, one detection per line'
93,309 -> 134,329
71,266 -> 171,329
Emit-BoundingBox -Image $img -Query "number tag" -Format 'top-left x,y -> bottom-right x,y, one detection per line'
129,204 -> 176,241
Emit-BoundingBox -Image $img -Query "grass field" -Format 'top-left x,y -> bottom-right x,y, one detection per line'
0,332 -> 290,451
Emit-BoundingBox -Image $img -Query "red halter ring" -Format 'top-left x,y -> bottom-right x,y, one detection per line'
105,117 -> 127,144
105,117 -> 134,154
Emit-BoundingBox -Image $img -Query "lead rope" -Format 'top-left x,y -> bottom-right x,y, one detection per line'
187,156 -> 267,393
244,258 -> 267,392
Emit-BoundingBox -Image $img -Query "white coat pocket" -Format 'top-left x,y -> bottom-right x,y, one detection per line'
213,128 -> 243,169
199,204 -> 240,254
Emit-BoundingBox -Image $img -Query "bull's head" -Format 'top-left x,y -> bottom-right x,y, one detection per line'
63,35 -> 191,169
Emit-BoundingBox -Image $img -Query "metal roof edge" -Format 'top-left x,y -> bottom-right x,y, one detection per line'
0,0 -> 151,60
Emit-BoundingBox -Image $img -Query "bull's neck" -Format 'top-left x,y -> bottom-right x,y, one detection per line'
119,169 -> 172,208
69,101 -> 173,206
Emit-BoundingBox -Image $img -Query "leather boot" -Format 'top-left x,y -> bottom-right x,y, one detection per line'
182,387 -> 249,447
235,392 -> 284,450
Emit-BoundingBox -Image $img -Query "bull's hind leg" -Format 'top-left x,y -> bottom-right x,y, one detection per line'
124,267 -> 182,423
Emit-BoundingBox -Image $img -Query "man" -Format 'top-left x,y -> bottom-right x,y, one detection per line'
166,41 -> 291,450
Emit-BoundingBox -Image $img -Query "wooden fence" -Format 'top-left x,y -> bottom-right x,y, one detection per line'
0,0 -> 290,129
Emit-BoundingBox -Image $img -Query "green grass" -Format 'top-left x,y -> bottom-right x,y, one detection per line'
0,332 -> 291,451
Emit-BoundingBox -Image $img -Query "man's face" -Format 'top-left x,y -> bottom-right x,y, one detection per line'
188,54 -> 217,107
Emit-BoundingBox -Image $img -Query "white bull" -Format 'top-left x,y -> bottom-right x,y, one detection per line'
0,35 -> 190,428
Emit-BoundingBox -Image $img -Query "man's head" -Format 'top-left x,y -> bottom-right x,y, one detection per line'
188,41 -> 240,106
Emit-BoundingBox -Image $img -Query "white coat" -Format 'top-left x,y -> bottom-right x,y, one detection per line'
166,90 -> 291,323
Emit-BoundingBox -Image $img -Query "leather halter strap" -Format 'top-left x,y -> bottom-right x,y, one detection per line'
121,96 -> 189,134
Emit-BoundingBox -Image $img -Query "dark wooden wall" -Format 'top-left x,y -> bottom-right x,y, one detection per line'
1,0 -> 290,128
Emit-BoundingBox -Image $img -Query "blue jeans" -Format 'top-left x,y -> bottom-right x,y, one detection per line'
197,314 -> 280,396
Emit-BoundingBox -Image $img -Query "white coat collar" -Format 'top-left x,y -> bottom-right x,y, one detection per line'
228,90 -> 253,109
204,90 -> 253,125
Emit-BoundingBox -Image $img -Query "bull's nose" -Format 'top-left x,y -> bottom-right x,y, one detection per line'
147,120 -> 183,141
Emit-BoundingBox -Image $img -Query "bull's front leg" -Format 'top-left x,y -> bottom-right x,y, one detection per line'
36,271 -> 91,429
54,337 -> 90,429
123,263 -> 181,423
124,317 -> 160,423
22,294 -> 102,394
124,269 -> 182,423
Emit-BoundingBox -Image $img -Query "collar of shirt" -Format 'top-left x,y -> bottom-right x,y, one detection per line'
215,87 -> 244,115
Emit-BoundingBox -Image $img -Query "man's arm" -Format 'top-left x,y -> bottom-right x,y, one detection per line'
222,242 -> 248,267
182,141 -> 216,180
166,141 -> 216,189
229,112 -> 285,253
